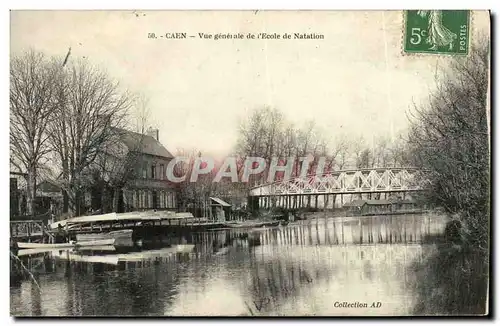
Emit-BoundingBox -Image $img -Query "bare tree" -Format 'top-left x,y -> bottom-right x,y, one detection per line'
332,134 -> 351,170
48,59 -> 132,217
10,50 -> 60,215
373,135 -> 391,167
350,135 -> 369,169
174,148 -> 218,218
91,93 -> 157,213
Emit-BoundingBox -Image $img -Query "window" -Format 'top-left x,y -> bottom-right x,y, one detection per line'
151,165 -> 156,179
159,164 -> 165,180
145,191 -> 150,208
141,162 -> 148,179
168,192 -> 175,208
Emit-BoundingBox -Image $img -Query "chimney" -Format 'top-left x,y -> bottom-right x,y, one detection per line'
146,128 -> 159,141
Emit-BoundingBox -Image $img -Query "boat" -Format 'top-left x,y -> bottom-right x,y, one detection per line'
16,245 -> 116,257
52,252 -> 120,265
225,221 -> 278,229
76,229 -> 133,246
16,239 -> 115,249
73,245 -> 117,252
108,244 -> 196,262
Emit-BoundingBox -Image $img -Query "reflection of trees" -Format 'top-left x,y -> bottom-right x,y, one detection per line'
67,256 -> 187,316
410,244 -> 488,315
30,276 -> 42,315
256,215 -> 447,248
245,250 -> 329,314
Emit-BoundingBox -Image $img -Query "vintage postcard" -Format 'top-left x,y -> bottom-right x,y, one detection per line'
9,10 -> 490,317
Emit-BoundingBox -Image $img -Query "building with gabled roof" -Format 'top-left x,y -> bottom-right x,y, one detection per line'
95,127 -> 178,213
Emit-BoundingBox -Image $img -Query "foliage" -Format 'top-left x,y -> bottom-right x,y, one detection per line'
408,37 -> 490,252
408,37 -> 490,315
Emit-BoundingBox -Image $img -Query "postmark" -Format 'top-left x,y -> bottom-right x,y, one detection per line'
404,10 -> 470,55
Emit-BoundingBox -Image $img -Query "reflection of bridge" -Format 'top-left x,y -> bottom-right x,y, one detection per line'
248,168 -> 428,209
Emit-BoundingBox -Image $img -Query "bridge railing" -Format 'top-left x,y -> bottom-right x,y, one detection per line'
249,167 -> 430,196
250,167 -> 427,190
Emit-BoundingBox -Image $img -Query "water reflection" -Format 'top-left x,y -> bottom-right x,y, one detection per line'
11,213 -> 447,316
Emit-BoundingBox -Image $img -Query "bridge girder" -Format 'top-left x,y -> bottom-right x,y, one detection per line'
249,168 -> 428,197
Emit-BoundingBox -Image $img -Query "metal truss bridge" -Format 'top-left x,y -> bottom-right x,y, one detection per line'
249,167 -> 428,197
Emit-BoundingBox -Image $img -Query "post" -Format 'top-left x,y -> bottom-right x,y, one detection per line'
28,222 -> 32,242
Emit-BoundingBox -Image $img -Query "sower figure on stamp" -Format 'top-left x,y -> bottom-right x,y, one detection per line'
418,10 -> 457,50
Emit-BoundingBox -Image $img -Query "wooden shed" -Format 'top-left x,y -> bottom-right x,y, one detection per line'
364,199 -> 392,215
209,197 -> 232,222
343,199 -> 367,216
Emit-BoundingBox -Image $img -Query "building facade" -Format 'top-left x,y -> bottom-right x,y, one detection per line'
108,128 -> 178,212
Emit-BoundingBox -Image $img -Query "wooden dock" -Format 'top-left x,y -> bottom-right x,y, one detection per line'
10,220 -> 54,244
47,211 -> 231,241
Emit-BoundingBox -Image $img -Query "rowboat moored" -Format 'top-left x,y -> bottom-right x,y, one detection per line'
17,239 -> 115,249
76,229 -> 133,246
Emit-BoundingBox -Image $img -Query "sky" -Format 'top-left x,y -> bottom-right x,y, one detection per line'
10,10 -> 490,156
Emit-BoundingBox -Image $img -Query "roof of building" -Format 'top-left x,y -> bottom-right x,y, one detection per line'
114,128 -> 173,159
399,199 -> 417,204
37,180 -> 61,193
388,198 -> 417,204
343,199 -> 367,208
210,197 -> 231,207
365,199 -> 392,205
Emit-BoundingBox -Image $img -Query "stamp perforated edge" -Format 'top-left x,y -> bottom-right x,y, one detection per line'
400,10 -> 473,57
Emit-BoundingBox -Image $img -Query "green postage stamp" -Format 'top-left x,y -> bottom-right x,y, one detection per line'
404,10 -> 470,55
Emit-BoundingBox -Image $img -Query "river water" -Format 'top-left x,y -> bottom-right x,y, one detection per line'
10,213 -> 448,317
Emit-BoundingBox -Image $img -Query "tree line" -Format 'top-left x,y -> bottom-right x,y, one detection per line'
234,106 -> 413,184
